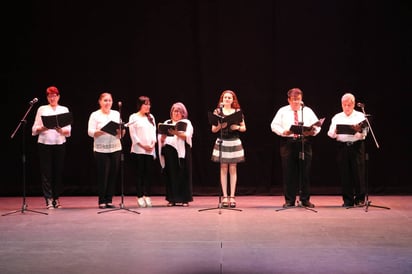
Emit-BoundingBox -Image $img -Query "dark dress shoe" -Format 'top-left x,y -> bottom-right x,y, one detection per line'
105,203 -> 116,208
342,203 -> 354,207
282,202 -> 295,208
301,201 -> 315,208
99,204 -> 106,209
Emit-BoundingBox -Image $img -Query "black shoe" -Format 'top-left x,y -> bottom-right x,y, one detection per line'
105,203 -> 116,208
99,204 -> 106,209
342,203 -> 354,207
300,201 -> 315,208
282,202 -> 295,208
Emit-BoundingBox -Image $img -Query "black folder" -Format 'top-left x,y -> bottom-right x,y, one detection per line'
207,110 -> 243,126
289,118 -> 325,134
41,112 -> 73,129
336,120 -> 367,135
101,121 -> 123,136
158,121 -> 187,136
336,124 -> 357,135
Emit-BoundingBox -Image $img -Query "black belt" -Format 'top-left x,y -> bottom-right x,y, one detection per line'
339,140 -> 362,146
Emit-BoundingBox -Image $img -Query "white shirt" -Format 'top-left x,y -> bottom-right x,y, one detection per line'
128,113 -> 157,157
88,109 -> 122,153
270,105 -> 321,137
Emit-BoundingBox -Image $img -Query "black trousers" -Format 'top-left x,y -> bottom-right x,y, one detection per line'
94,150 -> 121,205
38,143 -> 66,201
336,141 -> 366,205
162,145 -> 193,203
130,153 -> 154,198
279,138 -> 312,204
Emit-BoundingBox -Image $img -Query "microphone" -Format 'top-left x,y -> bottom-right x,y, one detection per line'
300,101 -> 305,107
219,102 -> 224,113
357,102 -> 365,108
29,98 -> 38,105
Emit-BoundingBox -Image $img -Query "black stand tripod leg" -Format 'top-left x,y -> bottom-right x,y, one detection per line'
347,153 -> 390,212
364,201 -> 390,212
2,199 -> 48,216
362,153 -> 390,212
4,109 -> 48,216
198,195 -> 242,213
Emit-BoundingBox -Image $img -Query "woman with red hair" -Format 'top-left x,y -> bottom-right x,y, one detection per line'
211,90 -> 246,208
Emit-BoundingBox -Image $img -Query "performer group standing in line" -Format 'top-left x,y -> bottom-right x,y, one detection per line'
29,86 -> 371,210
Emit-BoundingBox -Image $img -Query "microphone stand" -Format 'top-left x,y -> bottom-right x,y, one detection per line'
98,102 -> 140,215
351,105 -> 389,212
277,104 -> 317,213
199,108 -> 242,214
3,101 -> 48,216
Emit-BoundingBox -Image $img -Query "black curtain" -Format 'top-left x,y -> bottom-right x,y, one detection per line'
3,0 -> 411,196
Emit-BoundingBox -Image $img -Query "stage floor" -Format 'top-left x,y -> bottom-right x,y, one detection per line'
1,195 -> 411,274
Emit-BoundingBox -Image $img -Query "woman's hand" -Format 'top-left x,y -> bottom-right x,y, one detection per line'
169,129 -> 186,139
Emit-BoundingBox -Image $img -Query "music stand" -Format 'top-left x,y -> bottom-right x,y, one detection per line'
3,100 -> 48,216
98,102 -> 140,215
199,110 -> 242,214
348,105 -> 390,212
276,105 -> 317,213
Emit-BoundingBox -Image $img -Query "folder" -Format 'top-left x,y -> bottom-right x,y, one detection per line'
336,120 -> 367,135
101,121 -> 123,136
289,117 -> 325,134
158,121 -> 187,136
41,112 -> 73,129
207,110 -> 243,126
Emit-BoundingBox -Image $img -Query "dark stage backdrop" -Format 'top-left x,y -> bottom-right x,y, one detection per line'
3,1 -> 411,197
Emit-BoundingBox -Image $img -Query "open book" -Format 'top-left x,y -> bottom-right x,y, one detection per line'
41,112 -> 73,129
289,117 -> 325,134
208,110 -> 243,126
158,121 -> 187,136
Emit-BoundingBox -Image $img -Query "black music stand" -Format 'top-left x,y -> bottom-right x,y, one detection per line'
276,106 -> 317,213
199,110 -> 242,214
348,105 -> 390,212
3,100 -> 48,216
98,103 -> 140,215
